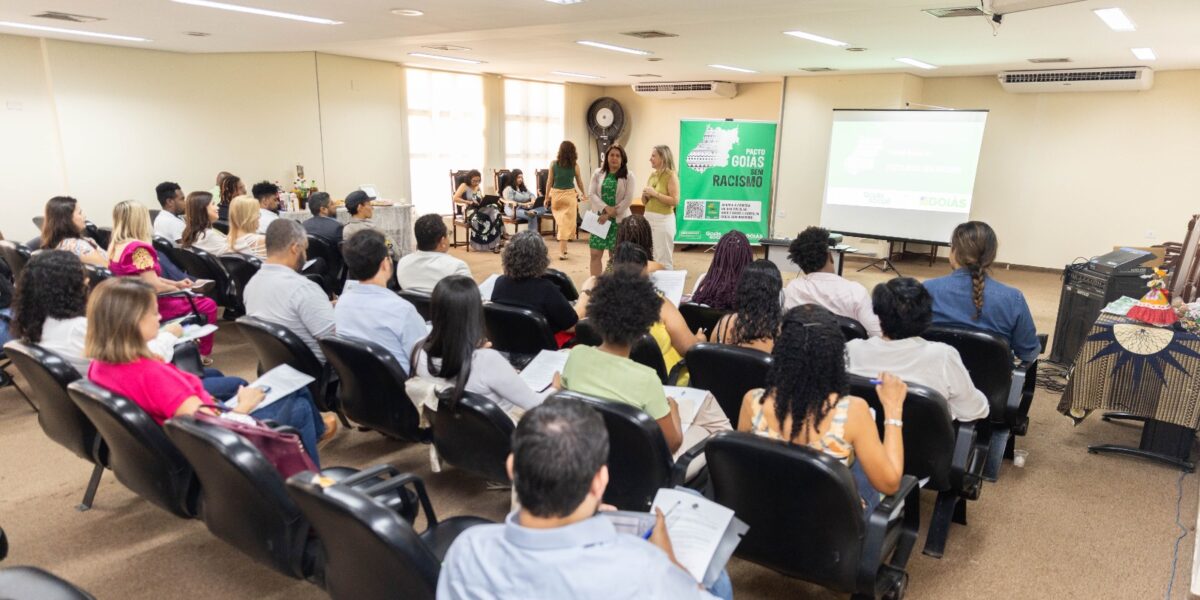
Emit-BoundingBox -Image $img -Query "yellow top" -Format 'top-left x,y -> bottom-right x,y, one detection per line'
644,169 -> 675,215
649,320 -> 683,375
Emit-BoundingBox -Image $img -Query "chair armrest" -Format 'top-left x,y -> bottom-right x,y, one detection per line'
337,463 -> 398,487
948,420 -> 981,495
666,361 -> 687,386
359,472 -> 438,526
1005,359 -> 1038,427
158,289 -> 197,299
170,342 -> 204,377
857,474 -> 921,591
669,435 -> 710,487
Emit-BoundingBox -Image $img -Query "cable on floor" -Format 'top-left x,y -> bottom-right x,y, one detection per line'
1035,361 -> 1071,394
1164,469 -> 1191,600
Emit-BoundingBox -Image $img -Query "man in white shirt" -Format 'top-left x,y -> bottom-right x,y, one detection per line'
846,277 -> 990,422
244,219 -> 335,363
395,213 -> 472,294
335,229 -> 427,373
783,226 -> 882,337
153,181 -> 186,242
252,181 -> 281,234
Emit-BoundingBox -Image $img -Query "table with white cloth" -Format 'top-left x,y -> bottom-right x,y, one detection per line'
280,203 -> 414,256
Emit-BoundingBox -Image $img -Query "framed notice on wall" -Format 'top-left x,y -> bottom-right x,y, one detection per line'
676,119 -> 777,244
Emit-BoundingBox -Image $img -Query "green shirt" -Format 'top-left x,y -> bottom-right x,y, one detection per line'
551,163 -> 576,190
561,345 -> 669,419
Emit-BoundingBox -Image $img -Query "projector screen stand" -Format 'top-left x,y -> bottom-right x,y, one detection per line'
857,255 -> 903,276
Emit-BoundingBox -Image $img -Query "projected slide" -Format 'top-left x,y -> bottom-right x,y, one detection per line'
819,110 -> 987,243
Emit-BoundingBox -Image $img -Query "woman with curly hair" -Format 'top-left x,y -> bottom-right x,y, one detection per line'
40,196 -> 109,267
712,259 -> 782,352
689,229 -> 753,310
739,304 -> 907,511
491,230 -> 578,339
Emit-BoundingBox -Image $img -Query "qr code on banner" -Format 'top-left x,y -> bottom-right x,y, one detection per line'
683,200 -> 706,220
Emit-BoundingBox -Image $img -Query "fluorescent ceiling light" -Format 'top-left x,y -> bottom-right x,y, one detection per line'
170,0 -> 342,25
390,9 -> 424,17
895,57 -> 938,70
0,21 -> 149,42
407,52 -> 484,65
783,30 -> 849,47
545,0 -> 584,3
1093,7 -> 1135,31
552,71 -> 601,79
576,40 -> 651,56
1131,47 -> 1156,60
709,64 -> 757,74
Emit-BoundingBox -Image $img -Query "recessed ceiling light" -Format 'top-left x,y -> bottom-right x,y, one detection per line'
407,52 -> 484,65
576,40 -> 651,56
1093,7 -> 1135,31
895,57 -> 938,70
709,64 -> 757,74
170,0 -> 342,25
0,21 -> 149,41
552,71 -> 601,80
390,8 -> 423,16
783,30 -> 849,47
1131,47 -> 1156,60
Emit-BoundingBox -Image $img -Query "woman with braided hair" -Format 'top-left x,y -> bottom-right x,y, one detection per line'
925,221 -> 1040,362
689,229 -> 753,310
739,304 -> 907,512
609,214 -> 663,273
712,259 -> 782,352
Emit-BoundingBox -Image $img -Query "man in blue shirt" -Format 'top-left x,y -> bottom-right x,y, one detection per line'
334,229 -> 427,372
437,397 -> 731,600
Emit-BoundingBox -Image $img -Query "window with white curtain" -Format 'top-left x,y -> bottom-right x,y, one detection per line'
406,68 -> 485,216
504,79 -> 565,178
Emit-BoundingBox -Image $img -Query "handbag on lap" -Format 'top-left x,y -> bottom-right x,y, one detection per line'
194,405 -> 317,478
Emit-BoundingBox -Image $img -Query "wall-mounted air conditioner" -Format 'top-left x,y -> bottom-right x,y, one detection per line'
631,81 -> 737,99
998,67 -> 1153,93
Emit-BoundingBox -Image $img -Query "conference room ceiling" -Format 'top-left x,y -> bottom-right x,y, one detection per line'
2,0 -> 1197,84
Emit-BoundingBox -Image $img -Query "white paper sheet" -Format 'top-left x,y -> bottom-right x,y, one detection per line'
649,270 -> 687,307
177,323 -> 218,343
224,364 -> 315,412
662,385 -> 707,428
518,349 -> 569,393
189,278 -> 214,291
302,258 -> 317,271
651,488 -> 736,583
478,273 -> 501,302
580,211 -> 612,238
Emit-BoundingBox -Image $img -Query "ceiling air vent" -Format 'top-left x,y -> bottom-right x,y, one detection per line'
999,67 -> 1153,92
1028,57 -> 1071,64
801,67 -> 838,72
33,11 -> 105,23
923,6 -> 988,18
622,30 -> 678,39
185,31 -> 211,37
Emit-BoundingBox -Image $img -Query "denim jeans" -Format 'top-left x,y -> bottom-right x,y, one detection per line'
510,205 -> 548,231
707,569 -> 734,600
201,368 -> 246,401
247,389 -> 326,467
851,460 -> 882,515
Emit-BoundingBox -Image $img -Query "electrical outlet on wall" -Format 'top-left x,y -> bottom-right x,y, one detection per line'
1144,230 -> 1156,240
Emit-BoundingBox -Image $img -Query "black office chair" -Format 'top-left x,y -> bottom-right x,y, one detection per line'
923,325 -> 1037,481
429,391 -> 515,483
82,222 -> 110,251
706,431 -> 920,600
30,216 -> 44,229
569,318 -> 602,347
236,316 -> 342,421
4,342 -> 106,510
173,247 -> 240,316
542,268 -> 578,302
848,374 -> 983,558
317,335 -> 424,442
396,290 -> 432,321
82,264 -> 113,290
837,315 -> 869,341
149,209 -> 162,224
483,303 -> 557,369
0,242 -> 31,281
212,219 -> 230,235
685,343 -> 772,429
630,332 -> 671,384
0,526 -> 95,600
551,390 -> 707,511
66,380 -> 198,518
306,235 -> 345,295
151,235 -> 175,258
679,303 -> 729,337
219,254 -> 262,311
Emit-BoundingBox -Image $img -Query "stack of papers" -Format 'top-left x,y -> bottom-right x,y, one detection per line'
649,270 -> 687,307
224,364 -> 315,412
177,323 -> 218,343
662,385 -> 707,430
580,211 -> 612,238
518,349 -> 569,392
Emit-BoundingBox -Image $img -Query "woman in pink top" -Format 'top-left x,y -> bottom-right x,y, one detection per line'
85,278 -> 327,465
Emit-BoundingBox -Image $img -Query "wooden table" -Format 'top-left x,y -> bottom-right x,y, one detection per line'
280,203 -> 414,256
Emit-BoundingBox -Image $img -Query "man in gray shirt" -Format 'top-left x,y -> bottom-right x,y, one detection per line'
244,219 -> 335,363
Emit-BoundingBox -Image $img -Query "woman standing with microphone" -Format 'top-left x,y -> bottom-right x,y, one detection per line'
586,145 -> 636,277
642,145 -> 680,270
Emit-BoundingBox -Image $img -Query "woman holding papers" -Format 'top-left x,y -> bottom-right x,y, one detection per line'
84,278 -> 329,465
642,145 -> 680,270
586,145 -> 637,277
546,141 -> 588,261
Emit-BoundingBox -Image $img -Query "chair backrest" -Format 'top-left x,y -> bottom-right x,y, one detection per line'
219,254 -> 262,309
449,170 -> 473,215
678,303 -> 729,336
286,476 -> 442,600
922,326 -> 1011,422
31,216 -> 45,229
164,417 -> 311,578
835,315 -> 869,341
306,235 -> 344,291
396,290 -> 432,321
83,222 -> 110,251
0,242 -> 30,280
483,303 -> 557,355
706,431 -> 865,592
685,343 -> 772,429
1169,214 -> 1200,302
149,209 -> 162,224
152,235 -> 174,258
66,380 -> 196,518
535,169 -> 549,197
494,169 -> 512,196
551,390 -> 673,510
541,268 -> 579,302
4,342 -> 98,464
847,374 -> 954,490
235,316 -> 328,404
174,247 -> 237,308
318,335 -> 423,441
430,391 -> 515,482
83,264 -> 113,290
629,332 -> 668,383
212,220 -> 230,235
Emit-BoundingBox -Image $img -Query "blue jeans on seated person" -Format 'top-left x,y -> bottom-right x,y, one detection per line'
510,205 -> 548,231
241,388 -> 326,468
708,569 -> 734,600
201,368 -> 246,401
852,460 -> 882,515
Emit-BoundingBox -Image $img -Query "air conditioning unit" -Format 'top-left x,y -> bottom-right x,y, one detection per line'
998,67 -> 1153,93
631,81 -> 737,99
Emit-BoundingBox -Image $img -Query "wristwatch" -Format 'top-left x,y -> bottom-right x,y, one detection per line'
884,418 -> 904,428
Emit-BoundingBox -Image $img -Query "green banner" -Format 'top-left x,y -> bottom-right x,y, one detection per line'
676,119 -> 777,244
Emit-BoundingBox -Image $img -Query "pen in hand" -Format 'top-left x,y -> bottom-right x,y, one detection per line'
642,501 -> 682,540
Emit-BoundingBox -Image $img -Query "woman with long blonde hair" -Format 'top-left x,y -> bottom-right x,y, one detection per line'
108,200 -> 218,358
227,195 -> 267,259
642,145 -> 680,270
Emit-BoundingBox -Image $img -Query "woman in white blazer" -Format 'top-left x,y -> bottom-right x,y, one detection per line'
586,145 -> 637,277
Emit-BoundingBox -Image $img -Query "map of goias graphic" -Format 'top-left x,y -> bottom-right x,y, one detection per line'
685,125 -> 740,173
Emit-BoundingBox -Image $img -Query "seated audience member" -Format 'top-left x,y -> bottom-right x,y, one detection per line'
492,230 -> 578,338
153,181 -> 186,242
40,196 -> 109,267
13,250 -> 244,399
783,226 -> 882,338
438,397 -> 731,600
342,189 -> 399,260
108,200 -> 218,359
847,278 -> 989,422
500,168 -> 547,232
217,174 -> 246,222
180,191 -> 228,256
712,259 -> 782,352
689,229 -> 753,310
334,230 -> 425,372
452,169 -> 484,208
244,220 -> 335,363
925,221 -> 1040,362
740,305 -> 907,511
414,275 -> 549,419
227,195 -> 267,259
209,170 -> 231,199
394,213 -> 472,294
611,214 -> 663,273
252,181 -> 281,234
85,278 -> 329,464
302,192 -> 343,245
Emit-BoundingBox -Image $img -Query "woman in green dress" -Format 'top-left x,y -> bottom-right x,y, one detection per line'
586,145 -> 636,277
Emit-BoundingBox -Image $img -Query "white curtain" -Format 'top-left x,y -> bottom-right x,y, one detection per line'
406,69 -> 485,216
